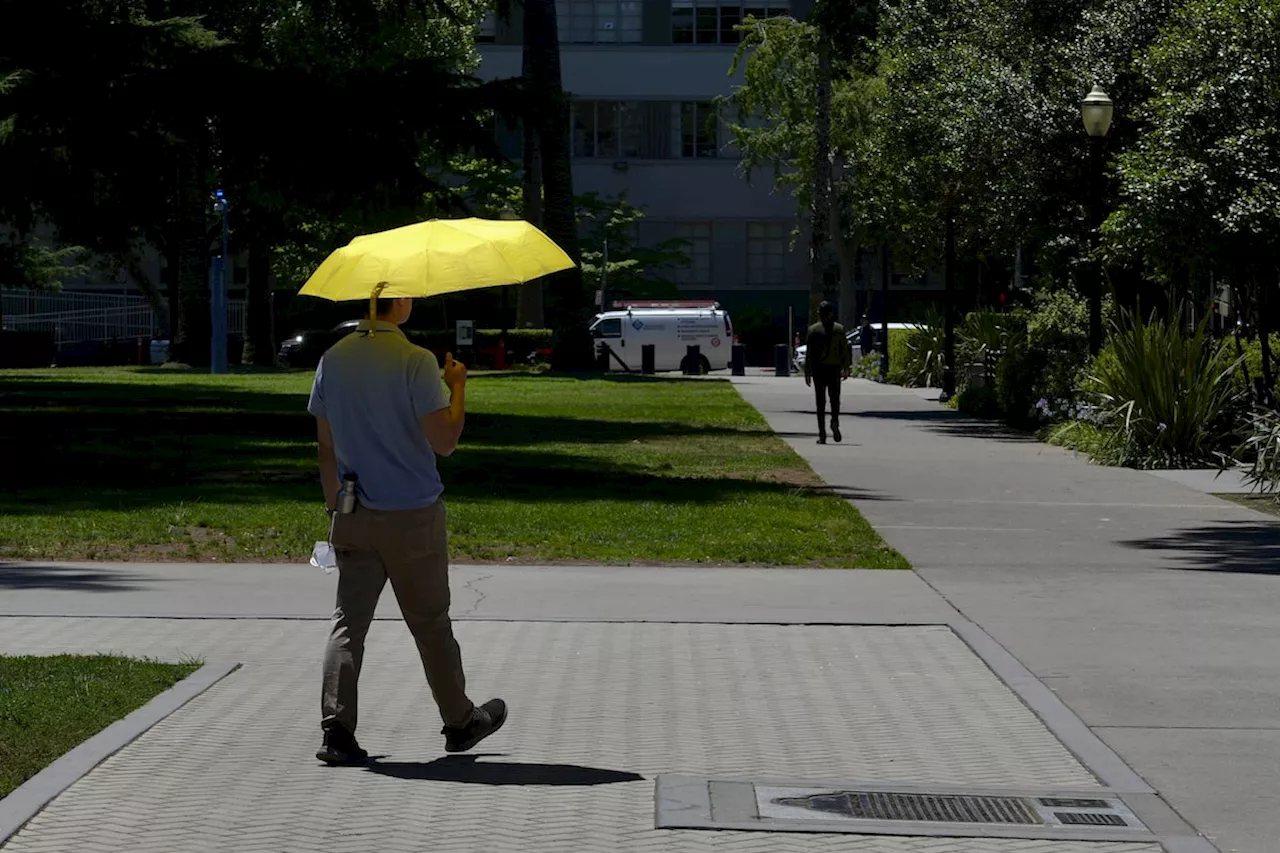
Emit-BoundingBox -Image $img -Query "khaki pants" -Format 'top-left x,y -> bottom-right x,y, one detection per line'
321,502 -> 473,733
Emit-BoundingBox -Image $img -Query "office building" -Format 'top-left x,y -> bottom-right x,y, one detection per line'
473,0 -> 822,319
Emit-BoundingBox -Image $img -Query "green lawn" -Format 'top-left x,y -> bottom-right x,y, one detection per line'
0,655 -> 199,798
0,367 -> 905,568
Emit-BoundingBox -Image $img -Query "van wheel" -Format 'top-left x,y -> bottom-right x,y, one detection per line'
699,355 -> 711,374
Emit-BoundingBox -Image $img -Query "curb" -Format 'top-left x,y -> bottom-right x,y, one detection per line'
0,660 -> 241,845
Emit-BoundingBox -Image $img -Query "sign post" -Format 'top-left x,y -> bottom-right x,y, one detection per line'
456,320 -> 475,366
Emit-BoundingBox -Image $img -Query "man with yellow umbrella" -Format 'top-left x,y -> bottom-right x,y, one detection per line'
302,218 -> 575,764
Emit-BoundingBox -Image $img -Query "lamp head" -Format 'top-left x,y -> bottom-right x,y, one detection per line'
1081,85 -> 1114,138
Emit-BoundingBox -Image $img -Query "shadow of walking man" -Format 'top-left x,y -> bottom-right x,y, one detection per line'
362,754 -> 644,786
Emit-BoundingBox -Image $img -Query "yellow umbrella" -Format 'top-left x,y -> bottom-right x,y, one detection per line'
299,217 -> 576,331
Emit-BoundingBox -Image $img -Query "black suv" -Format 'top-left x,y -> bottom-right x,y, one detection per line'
278,320 -> 360,368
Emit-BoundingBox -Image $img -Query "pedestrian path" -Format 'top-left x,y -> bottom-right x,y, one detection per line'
733,375 -> 1280,853
0,616 -> 1155,853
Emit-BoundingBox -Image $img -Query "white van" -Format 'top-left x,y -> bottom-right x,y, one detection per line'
590,303 -> 734,373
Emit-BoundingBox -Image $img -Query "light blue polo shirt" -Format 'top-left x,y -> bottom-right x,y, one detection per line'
307,321 -> 450,510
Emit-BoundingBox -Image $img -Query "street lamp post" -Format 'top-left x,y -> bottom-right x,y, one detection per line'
940,208 -> 957,401
210,189 -> 229,374
1080,84 -> 1113,356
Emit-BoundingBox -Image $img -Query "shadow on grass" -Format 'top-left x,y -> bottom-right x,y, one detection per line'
362,754 -> 643,786
2,374 -> 822,515
0,563 -> 145,592
1121,520 -> 1280,575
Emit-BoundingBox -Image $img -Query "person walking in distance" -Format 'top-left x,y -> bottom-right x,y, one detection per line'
804,301 -> 852,444
308,296 -> 506,765
858,315 -> 876,360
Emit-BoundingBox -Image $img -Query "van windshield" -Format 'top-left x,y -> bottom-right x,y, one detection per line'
592,318 -> 622,339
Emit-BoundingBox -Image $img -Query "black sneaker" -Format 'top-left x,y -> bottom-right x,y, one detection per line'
316,725 -> 369,765
832,423 -> 842,443
443,699 -> 508,753
817,435 -> 827,445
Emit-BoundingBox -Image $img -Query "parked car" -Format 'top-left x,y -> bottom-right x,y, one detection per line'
278,320 -> 360,368
794,323 -> 912,372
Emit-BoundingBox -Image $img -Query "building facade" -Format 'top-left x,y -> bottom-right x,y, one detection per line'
474,0 -> 819,319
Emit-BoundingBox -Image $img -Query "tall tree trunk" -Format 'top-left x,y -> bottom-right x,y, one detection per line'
809,35 -> 833,324
516,50 -> 545,330
830,157 -> 857,327
525,0 -> 590,368
172,146 -> 211,367
942,207 -> 957,399
1258,271 -> 1274,399
243,233 -> 274,366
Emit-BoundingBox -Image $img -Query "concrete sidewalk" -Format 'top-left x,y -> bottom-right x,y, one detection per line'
0,564 -> 1170,853
734,375 -> 1280,853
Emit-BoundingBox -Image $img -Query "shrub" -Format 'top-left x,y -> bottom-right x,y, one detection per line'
1224,333 -> 1280,395
892,306 -> 946,387
994,340 -> 1047,427
1056,306 -> 1244,468
1237,407 -> 1280,500
994,292 -> 1096,430
957,384 -> 1002,419
402,328 -> 553,369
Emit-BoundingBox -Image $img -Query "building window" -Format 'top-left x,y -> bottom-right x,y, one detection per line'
572,101 -> 615,158
673,222 -> 712,286
676,102 -> 719,158
671,0 -> 789,44
476,12 -> 497,41
573,101 -> 725,159
557,0 -> 643,43
747,222 -> 787,285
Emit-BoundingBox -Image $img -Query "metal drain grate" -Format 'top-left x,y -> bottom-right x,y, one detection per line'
1056,812 -> 1129,827
1039,797 -> 1110,809
772,792 -> 1039,825
656,775 -> 1163,842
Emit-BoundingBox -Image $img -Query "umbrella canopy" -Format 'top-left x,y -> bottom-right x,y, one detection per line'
300,217 -> 576,303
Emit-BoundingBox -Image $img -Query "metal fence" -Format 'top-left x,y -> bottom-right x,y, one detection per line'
2,289 -> 246,349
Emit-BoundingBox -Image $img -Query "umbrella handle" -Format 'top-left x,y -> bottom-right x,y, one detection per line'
369,282 -> 387,336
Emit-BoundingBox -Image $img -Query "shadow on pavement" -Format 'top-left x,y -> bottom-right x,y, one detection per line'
1121,520 -> 1280,575
0,562 -> 145,591
814,485 -> 903,502
363,754 -> 644,786
829,408 -> 1041,444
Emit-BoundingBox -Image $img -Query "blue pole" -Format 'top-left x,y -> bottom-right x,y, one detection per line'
211,190 -> 229,374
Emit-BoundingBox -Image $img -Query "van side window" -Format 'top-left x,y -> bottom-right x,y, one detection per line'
592,318 -> 622,339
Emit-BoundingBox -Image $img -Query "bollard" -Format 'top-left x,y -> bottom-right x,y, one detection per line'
683,344 -> 701,375
731,343 -> 746,376
641,344 -> 655,375
774,343 -> 790,377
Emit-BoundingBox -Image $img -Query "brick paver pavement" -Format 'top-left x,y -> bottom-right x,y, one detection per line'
0,617 -> 1159,852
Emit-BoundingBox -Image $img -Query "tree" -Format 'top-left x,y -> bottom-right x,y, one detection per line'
721,15 -> 878,325
199,0 -> 499,364
575,193 -> 688,304
0,241 -> 90,329
2,0 -> 511,365
1104,0 -> 1280,391
522,0 -> 591,368
439,159 -> 688,310
0,5 -> 225,321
